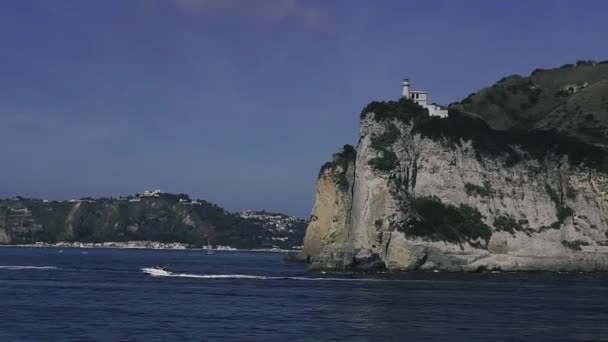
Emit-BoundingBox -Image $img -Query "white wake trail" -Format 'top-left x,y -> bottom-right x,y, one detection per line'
171,273 -> 273,280
148,271 -> 411,282
0,266 -> 58,270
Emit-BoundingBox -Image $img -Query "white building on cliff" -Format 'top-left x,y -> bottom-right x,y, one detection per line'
401,79 -> 448,117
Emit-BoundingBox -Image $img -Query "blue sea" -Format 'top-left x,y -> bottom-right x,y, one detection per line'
1,247 -> 608,341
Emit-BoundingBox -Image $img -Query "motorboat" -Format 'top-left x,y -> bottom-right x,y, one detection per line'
142,265 -> 171,277
204,239 -> 215,255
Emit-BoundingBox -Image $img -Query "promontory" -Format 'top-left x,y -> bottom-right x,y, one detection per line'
301,60 -> 608,272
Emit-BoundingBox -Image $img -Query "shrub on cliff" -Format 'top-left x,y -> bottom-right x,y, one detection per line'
367,123 -> 401,172
545,184 -> 575,224
318,144 -> 357,192
402,196 -> 492,246
318,145 -> 356,176
562,239 -> 589,250
360,98 -> 428,122
368,150 -> 398,171
557,205 -> 575,223
414,109 -> 608,172
464,182 -> 491,197
493,215 -> 527,235
370,123 -> 400,151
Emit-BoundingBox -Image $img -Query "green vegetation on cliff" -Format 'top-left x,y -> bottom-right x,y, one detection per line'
493,215 -> 531,235
464,182 -> 492,197
370,123 -> 400,150
360,97 -> 428,122
403,198 -> 537,245
416,109 -> 608,172
318,144 -> 356,192
360,99 -> 608,173
401,196 -> 492,246
562,239 -> 590,251
545,184 -> 575,225
368,150 -> 398,171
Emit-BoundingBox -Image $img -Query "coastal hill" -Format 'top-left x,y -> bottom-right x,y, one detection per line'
301,60 -> 608,272
451,60 -> 608,147
0,192 -> 307,250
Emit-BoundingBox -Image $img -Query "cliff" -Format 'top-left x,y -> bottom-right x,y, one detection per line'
302,62 -> 608,272
0,194 -> 307,249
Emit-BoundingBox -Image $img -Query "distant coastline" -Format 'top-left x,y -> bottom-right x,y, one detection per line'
0,241 -> 301,253
1,195 -> 308,251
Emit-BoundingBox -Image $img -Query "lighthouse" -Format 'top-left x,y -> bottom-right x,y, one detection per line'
401,78 -> 411,98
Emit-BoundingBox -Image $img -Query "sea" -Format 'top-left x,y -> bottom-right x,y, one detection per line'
1,247 -> 607,341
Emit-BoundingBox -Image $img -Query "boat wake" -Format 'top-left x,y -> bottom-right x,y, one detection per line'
142,270 -> 408,282
0,266 -> 58,270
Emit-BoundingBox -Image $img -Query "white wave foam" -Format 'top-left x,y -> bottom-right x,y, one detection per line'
0,266 -> 58,270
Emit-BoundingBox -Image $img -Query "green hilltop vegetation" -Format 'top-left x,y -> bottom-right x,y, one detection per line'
451,59 -> 608,147
0,193 -> 307,249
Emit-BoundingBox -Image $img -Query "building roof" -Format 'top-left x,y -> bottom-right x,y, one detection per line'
431,103 -> 449,110
410,90 -> 428,94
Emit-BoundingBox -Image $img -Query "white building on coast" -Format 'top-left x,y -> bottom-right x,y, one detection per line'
401,79 -> 448,117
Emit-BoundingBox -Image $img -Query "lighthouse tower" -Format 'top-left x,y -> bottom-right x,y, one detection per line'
401,78 -> 411,98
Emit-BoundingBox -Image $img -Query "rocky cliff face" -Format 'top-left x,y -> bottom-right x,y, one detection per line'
302,66 -> 608,272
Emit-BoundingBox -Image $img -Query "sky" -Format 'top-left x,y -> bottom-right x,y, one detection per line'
1,0 -> 607,217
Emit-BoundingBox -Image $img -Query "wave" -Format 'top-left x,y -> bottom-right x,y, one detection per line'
0,266 -> 58,270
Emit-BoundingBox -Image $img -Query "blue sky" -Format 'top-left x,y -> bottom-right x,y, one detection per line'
1,0 -> 607,216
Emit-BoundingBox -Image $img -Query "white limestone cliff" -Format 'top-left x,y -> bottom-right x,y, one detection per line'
301,113 -> 608,272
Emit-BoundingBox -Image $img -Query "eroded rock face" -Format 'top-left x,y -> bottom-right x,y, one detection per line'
301,150 -> 355,265
0,228 -> 9,244
302,114 -> 608,272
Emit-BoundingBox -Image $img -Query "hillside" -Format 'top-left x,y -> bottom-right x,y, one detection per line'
301,61 -> 608,272
451,60 -> 608,147
0,193 -> 307,249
